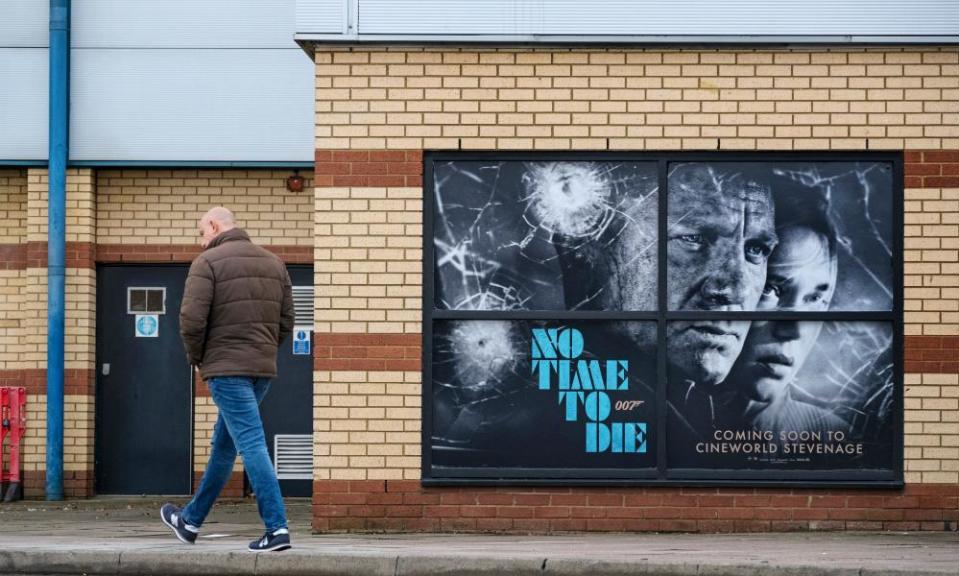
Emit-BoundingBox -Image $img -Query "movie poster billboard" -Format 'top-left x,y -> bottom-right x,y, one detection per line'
432,320 -> 657,471
426,156 -> 899,483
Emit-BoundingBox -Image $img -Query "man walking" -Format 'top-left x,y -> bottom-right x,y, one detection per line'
161,207 -> 295,552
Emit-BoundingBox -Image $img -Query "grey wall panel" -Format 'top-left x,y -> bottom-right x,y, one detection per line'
1,0 -> 300,48
0,49 -> 47,161
361,0 -> 520,35
351,0 -> 959,37
70,49 -> 313,162
535,0 -> 959,36
72,0 -> 297,48
0,1 -> 48,48
297,0 -> 345,34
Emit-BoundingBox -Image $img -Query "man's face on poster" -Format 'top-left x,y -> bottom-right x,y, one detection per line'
664,164 -> 778,386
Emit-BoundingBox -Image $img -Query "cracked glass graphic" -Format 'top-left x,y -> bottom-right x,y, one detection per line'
432,320 -> 657,470
663,162 -> 894,472
666,162 -> 893,312
428,158 -> 897,480
667,321 -> 893,471
433,161 -> 658,311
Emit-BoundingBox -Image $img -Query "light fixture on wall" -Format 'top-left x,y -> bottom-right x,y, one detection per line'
286,170 -> 305,193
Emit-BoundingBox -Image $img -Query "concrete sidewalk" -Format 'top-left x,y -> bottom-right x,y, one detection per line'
0,498 -> 957,576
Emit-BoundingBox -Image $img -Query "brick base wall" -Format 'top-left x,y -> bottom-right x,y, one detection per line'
312,481 -> 959,533
16,465 -> 244,501
23,470 -> 94,499
192,471 -> 245,500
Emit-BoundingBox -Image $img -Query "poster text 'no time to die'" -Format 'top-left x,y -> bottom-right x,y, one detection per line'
531,327 -> 647,454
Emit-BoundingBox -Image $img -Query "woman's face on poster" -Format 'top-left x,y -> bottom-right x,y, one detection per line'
731,225 -> 837,402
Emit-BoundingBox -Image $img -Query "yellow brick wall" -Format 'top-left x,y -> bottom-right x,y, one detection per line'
11,167 -> 316,489
23,394 -> 45,470
18,269 -> 97,370
24,170 -> 97,371
315,48 -> 958,151
314,370 -> 420,480
96,169 -> 315,246
904,373 -> 959,483
313,46 -> 959,483
0,269 -> 25,370
904,187 -> 959,335
315,186 -> 422,334
0,169 -> 27,370
194,396 -> 244,472
0,168 -> 27,243
22,394 -> 94,472
27,169 -> 96,243
21,169 -> 97,477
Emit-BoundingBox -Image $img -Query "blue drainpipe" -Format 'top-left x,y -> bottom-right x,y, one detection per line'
46,0 -> 70,501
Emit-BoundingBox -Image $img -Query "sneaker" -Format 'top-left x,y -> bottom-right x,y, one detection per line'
248,528 -> 291,552
160,503 -> 198,544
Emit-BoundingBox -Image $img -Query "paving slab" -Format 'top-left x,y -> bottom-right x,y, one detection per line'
0,498 -> 957,576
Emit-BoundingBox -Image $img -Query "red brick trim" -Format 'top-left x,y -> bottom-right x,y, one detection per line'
0,243 -> 26,270
21,468 -> 241,500
24,241 -> 96,269
96,244 -> 313,265
2,241 -> 103,269
23,470 -> 94,499
0,369 -> 95,396
313,149 -> 955,189
904,150 -> 959,188
314,150 -> 423,188
313,333 -> 421,371
192,369 -> 216,398
312,480 -> 959,533
905,336 -> 959,374
312,334 -> 956,374
26,242 -> 47,268
96,243 -> 199,264
0,370 -> 24,389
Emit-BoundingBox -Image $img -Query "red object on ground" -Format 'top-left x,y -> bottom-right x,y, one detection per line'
1,387 -> 26,502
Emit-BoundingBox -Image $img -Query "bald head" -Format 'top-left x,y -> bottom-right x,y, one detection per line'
203,206 -> 235,226
198,206 -> 237,248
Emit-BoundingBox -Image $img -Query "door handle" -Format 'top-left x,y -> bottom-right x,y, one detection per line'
101,363 -> 111,376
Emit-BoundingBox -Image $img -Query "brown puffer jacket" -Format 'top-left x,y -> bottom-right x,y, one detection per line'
180,228 -> 295,380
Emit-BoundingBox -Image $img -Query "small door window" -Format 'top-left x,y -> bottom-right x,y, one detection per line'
127,287 -> 166,314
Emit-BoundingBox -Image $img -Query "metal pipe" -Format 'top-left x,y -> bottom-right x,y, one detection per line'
46,0 -> 70,502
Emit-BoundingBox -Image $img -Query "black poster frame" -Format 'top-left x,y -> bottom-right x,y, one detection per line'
422,151 -> 904,488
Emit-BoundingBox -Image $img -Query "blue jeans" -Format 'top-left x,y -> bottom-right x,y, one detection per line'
182,376 -> 287,533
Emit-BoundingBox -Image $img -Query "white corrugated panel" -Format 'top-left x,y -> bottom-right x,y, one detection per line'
274,434 -> 313,480
362,0 -> 521,35
536,0 -> 959,36
69,49 -> 314,162
72,0 -> 297,48
297,0 -> 346,34
344,0 -> 959,38
0,49 -> 47,161
0,1 -> 48,48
